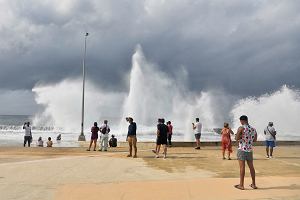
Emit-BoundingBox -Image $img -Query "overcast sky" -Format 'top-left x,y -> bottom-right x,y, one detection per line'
0,0 -> 299,115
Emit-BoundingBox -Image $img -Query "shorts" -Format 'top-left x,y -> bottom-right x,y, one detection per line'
127,135 -> 137,147
156,136 -> 167,145
195,133 -> 201,140
265,140 -> 275,148
237,149 -> 253,161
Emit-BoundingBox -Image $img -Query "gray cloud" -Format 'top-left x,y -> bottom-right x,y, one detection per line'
0,0 -> 299,114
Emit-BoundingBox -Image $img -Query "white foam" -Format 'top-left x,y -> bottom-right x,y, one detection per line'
30,45 -> 300,142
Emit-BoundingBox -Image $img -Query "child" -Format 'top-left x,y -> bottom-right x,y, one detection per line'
47,137 -> 53,147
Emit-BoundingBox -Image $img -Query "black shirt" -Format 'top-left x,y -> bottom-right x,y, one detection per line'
157,123 -> 168,139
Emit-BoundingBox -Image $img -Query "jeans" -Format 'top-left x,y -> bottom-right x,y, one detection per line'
99,134 -> 109,151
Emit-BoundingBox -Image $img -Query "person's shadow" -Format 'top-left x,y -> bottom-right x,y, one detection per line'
259,184 -> 300,190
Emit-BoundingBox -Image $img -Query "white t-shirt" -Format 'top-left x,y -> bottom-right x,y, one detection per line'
23,126 -> 31,136
37,140 -> 44,147
100,124 -> 110,134
264,126 -> 276,141
194,122 -> 202,134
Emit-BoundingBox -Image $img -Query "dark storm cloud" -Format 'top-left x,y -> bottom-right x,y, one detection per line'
0,0 -> 300,95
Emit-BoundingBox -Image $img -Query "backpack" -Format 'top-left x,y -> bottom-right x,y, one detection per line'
101,125 -> 110,134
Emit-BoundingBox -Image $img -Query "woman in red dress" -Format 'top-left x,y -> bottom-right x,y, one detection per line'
221,123 -> 234,160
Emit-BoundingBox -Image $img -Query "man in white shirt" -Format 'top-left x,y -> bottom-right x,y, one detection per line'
99,120 -> 110,151
264,122 -> 277,158
23,122 -> 32,147
192,118 -> 202,149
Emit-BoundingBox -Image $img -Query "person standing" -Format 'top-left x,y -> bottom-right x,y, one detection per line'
155,118 -> 168,159
99,120 -> 110,151
221,123 -> 234,160
264,122 -> 277,158
167,121 -> 173,147
192,118 -> 202,149
87,122 -> 99,151
23,122 -> 32,147
126,117 -> 137,158
235,115 -> 258,190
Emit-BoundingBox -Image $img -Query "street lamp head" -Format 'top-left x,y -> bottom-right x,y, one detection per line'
85,32 -> 89,36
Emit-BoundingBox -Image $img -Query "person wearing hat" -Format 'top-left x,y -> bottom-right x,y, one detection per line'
99,120 -> 110,151
264,122 -> 277,158
126,117 -> 137,158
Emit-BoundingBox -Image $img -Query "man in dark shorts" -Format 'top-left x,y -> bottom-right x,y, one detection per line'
235,115 -> 258,190
87,122 -> 99,151
192,118 -> 202,149
155,118 -> 168,159
23,122 -> 32,147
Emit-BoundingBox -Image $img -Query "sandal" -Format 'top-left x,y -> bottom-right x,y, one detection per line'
250,184 -> 258,189
234,185 -> 244,190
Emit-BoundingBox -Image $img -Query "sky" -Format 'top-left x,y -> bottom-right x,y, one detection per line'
0,0 -> 299,115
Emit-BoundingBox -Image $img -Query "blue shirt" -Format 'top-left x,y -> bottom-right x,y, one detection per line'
127,122 -> 137,136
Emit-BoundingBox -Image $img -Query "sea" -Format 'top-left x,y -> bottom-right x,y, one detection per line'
0,115 -> 80,147
1,115 -> 299,147
0,115 -> 224,147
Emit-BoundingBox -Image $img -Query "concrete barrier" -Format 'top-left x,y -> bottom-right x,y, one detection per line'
116,141 -> 300,148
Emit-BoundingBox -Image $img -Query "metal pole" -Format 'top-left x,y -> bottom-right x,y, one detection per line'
78,32 -> 88,141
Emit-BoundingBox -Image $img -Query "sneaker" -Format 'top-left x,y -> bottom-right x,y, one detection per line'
155,155 -> 159,158
133,155 -> 137,158
163,155 -> 166,159
152,150 -> 156,154
86,149 -> 90,151
270,156 -> 273,158
195,147 -> 200,150
127,154 -> 132,157
266,155 -> 269,159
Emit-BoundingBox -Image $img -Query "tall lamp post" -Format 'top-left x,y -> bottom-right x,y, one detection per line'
78,32 -> 89,141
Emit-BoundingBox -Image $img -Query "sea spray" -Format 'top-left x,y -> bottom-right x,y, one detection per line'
30,45 -> 300,141
119,45 -> 221,140
32,78 -> 125,133
231,85 -> 300,140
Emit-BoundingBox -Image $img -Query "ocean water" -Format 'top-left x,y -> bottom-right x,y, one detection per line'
1,114 -> 299,147
2,46 -> 300,147
0,115 -> 224,147
0,115 -> 80,147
